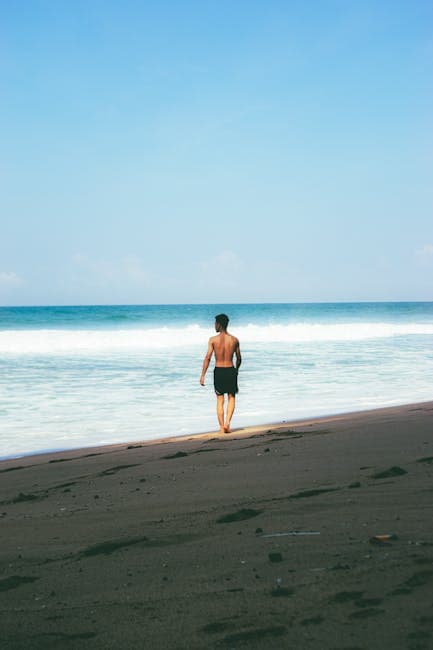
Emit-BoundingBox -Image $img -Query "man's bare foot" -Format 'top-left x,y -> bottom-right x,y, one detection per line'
219,427 -> 225,434
224,425 -> 231,434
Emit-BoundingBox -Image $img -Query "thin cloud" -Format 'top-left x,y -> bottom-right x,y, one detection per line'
72,254 -> 152,289
0,271 -> 24,287
196,250 -> 244,297
203,250 -> 244,274
415,244 -> 433,263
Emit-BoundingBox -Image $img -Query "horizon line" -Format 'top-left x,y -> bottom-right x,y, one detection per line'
1,299 -> 433,309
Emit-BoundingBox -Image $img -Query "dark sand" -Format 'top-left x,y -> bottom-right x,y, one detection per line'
1,402 -> 433,649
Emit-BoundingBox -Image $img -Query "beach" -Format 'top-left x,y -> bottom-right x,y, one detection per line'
1,401 -> 433,649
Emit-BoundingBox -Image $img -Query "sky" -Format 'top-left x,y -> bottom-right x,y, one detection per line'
1,0 -> 432,306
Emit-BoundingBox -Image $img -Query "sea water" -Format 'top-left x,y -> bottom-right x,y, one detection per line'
1,302 -> 433,459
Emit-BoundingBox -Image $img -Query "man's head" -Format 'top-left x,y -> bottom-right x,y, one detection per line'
215,313 -> 229,332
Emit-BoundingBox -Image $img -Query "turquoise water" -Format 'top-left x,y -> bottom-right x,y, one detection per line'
1,302 -> 433,459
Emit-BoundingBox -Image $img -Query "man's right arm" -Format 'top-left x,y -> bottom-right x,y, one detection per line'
200,338 -> 214,385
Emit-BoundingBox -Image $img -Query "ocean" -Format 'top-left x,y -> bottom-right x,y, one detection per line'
1,302 -> 433,460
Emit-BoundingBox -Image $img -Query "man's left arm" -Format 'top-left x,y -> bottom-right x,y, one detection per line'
235,341 -> 242,370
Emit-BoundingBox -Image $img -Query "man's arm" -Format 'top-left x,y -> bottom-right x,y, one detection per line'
200,338 -> 214,385
235,341 -> 242,370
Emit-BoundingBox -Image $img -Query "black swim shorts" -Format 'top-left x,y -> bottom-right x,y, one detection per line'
214,367 -> 239,396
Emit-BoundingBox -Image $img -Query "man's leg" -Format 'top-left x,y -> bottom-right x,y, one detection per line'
216,395 -> 225,432
224,394 -> 235,433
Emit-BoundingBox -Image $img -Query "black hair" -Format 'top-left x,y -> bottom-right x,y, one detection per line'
215,313 -> 229,329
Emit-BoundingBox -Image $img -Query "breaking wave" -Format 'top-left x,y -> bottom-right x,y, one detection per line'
1,321 -> 433,355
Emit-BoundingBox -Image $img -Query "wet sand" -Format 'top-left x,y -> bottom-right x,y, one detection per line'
1,402 -> 433,649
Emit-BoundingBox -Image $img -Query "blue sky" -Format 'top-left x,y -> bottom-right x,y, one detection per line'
1,1 -> 432,305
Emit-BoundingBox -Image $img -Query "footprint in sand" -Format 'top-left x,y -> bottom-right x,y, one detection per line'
289,487 -> 340,499
162,451 -> 188,459
417,456 -> 433,465
80,536 -> 148,557
98,464 -> 140,476
216,508 -> 262,523
0,576 -> 39,592
349,608 -> 385,619
371,466 -> 407,479
221,626 -> 287,644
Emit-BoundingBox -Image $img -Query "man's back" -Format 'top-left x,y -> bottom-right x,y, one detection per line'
212,332 -> 239,367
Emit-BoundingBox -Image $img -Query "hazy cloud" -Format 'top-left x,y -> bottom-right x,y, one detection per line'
0,271 -> 24,288
415,244 -> 433,263
68,253 -> 155,302
194,250 -> 245,298
202,250 -> 244,275
71,254 -> 152,290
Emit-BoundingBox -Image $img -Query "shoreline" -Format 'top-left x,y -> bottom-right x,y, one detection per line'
1,398 -> 433,468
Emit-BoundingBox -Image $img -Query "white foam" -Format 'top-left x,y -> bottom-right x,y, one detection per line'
238,322 -> 433,342
1,321 -> 433,355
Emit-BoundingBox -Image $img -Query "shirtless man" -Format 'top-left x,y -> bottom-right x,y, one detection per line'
200,313 -> 242,434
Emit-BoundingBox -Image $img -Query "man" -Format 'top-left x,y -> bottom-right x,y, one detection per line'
200,313 -> 242,434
